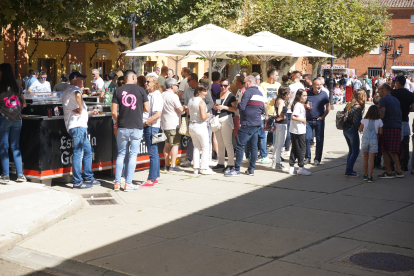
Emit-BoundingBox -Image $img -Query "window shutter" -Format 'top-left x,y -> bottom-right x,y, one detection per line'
410,41 -> 414,55
369,46 -> 382,55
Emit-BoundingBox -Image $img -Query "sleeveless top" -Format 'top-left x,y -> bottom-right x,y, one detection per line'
275,101 -> 288,124
188,96 -> 207,124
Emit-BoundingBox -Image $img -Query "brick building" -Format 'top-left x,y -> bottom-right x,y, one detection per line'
337,0 -> 414,78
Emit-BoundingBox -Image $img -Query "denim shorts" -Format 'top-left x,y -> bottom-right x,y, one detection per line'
361,141 -> 378,153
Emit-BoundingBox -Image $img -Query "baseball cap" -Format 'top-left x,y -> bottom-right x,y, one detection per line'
69,71 -> 87,80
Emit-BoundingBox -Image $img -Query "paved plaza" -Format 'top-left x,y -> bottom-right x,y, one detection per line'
1,107 -> 414,276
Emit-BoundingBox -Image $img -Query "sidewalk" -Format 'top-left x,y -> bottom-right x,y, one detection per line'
1,109 -> 414,276
0,181 -> 82,254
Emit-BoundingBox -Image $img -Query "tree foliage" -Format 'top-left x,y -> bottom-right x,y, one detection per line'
233,0 -> 391,76
0,0 -> 243,68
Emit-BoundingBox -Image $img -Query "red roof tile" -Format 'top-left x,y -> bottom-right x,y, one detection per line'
378,0 -> 414,7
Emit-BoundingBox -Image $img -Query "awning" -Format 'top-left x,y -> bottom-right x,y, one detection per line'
391,66 -> 414,70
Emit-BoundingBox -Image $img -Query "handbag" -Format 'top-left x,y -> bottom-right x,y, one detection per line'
151,128 -> 167,144
178,113 -> 190,136
209,92 -> 231,132
336,105 -> 352,130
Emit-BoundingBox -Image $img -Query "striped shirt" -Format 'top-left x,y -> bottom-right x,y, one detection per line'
238,86 -> 265,127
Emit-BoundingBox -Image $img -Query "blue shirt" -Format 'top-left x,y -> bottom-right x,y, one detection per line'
379,94 -> 402,129
25,75 -> 37,90
306,88 -> 330,120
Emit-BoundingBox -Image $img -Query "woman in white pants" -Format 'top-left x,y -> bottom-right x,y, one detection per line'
212,78 -> 238,173
188,85 -> 216,175
272,86 -> 291,172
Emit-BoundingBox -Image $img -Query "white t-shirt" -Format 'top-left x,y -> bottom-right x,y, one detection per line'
360,119 -> 383,134
321,86 -> 330,97
92,77 -> 104,91
29,80 -> 51,92
404,79 -> 411,91
161,90 -> 182,130
178,78 -> 188,93
289,102 -> 306,134
62,85 -> 88,131
143,90 -> 163,128
288,82 -> 305,113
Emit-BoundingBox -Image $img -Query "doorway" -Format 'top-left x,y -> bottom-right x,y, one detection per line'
94,60 -> 112,78
37,59 -> 57,88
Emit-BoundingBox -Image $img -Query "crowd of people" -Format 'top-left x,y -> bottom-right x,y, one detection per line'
1,61 -> 414,190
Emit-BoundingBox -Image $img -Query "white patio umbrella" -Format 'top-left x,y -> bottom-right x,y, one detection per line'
124,24 -> 291,84
248,31 -> 334,81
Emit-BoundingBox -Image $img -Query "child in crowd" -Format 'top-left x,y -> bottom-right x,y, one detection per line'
372,96 -> 383,169
359,105 -> 383,182
333,83 -> 343,104
289,89 -> 311,176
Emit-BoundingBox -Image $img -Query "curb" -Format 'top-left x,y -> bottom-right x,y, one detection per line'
0,190 -> 84,255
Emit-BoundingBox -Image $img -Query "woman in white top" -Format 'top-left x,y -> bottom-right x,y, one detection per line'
212,78 -> 237,173
289,89 -> 311,176
142,76 -> 164,186
188,85 -> 215,175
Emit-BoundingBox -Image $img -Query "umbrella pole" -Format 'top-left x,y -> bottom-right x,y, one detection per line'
175,56 -> 179,80
262,60 -> 267,82
209,59 -> 213,91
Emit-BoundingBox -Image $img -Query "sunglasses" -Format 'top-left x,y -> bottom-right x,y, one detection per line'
145,81 -> 151,84
187,78 -> 193,82
40,77 -> 47,79
220,84 -> 229,88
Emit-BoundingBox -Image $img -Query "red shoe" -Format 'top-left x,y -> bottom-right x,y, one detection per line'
153,180 -> 158,184
139,181 -> 154,188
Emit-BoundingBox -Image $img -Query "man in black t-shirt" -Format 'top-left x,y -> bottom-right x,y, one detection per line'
111,70 -> 149,191
390,75 -> 414,171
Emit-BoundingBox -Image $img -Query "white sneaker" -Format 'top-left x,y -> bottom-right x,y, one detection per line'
124,184 -> 139,192
289,167 -> 297,175
297,167 -> 311,176
261,157 -> 271,164
282,151 -> 290,156
194,169 -> 199,175
201,169 -> 216,175
271,160 -> 276,169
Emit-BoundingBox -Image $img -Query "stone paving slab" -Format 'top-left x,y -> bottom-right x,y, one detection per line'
92,208 -> 232,239
87,240 -> 270,276
0,182 -> 82,254
294,194 -> 410,217
179,221 -> 326,258
339,219 -> 414,249
243,260 -> 350,276
281,237 -> 414,276
382,204 -> 414,223
245,206 -> 373,235
338,180 -> 414,203
20,222 -> 164,262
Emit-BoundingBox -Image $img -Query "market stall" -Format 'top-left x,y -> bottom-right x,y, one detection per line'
391,63 -> 414,77
5,91 -> 188,186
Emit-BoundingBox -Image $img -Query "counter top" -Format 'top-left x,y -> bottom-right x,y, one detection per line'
22,112 -> 113,120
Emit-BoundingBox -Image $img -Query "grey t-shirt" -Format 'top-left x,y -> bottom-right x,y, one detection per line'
379,94 -> 402,129
183,87 -> 214,112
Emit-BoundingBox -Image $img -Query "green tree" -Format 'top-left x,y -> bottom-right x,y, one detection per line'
234,0 -> 390,77
0,0 -> 243,70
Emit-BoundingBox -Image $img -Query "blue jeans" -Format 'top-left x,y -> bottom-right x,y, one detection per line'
343,127 -> 360,174
245,119 -> 267,158
68,127 -> 94,184
143,126 -> 160,181
305,119 -> 325,162
284,113 -> 292,151
0,117 -> 23,176
115,128 -> 143,184
333,96 -> 340,103
235,125 -> 261,172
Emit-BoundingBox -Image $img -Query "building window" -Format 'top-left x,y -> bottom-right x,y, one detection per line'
222,64 -> 229,78
411,15 -> 414,23
369,46 -> 382,55
188,62 -> 198,75
410,41 -> 414,55
145,61 -> 156,73
94,60 -> 111,77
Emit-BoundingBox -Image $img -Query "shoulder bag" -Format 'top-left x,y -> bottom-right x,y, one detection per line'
148,93 -> 167,144
336,105 -> 353,130
210,92 -> 231,132
178,112 -> 191,136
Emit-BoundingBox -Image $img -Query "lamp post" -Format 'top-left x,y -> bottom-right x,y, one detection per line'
329,41 -> 334,106
391,44 -> 404,67
121,8 -> 150,72
380,35 -> 395,77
